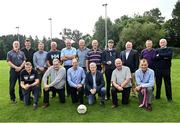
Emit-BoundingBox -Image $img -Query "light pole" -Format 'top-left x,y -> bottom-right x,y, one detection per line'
102,3 -> 108,49
48,18 -> 52,41
16,26 -> 20,41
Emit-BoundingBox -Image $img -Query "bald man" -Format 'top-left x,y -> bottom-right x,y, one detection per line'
76,39 -> 90,71
111,58 -> 132,108
61,39 -> 76,96
86,40 -> 102,71
155,39 -> 173,102
46,41 -> 61,98
120,41 -> 139,96
140,40 -> 156,70
7,41 -> 26,103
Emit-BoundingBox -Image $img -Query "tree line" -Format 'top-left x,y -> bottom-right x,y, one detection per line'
0,1 -> 180,60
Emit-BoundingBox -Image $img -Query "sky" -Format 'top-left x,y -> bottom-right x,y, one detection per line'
0,0 -> 178,39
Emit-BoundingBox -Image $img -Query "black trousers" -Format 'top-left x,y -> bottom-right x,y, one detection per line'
64,65 -> 72,96
105,68 -> 113,99
9,68 -> 23,101
37,70 -> 45,96
155,69 -> 172,100
111,86 -> 131,105
43,87 -> 65,104
22,86 -> 39,105
70,87 -> 84,104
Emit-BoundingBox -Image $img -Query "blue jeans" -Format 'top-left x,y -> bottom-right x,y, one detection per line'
22,86 -> 39,105
88,87 -> 106,105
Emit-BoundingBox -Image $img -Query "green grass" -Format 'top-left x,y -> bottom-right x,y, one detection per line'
0,59 -> 180,122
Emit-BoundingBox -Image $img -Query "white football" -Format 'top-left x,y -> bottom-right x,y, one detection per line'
77,104 -> 87,114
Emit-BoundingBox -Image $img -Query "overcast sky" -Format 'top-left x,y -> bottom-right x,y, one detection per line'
0,0 -> 178,39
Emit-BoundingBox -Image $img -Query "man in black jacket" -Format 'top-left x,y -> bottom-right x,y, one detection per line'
85,62 -> 106,105
155,39 -> 173,102
21,39 -> 36,67
120,41 -> 139,96
102,39 -> 119,100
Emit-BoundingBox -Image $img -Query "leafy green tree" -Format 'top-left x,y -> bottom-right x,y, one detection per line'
117,21 -> 165,51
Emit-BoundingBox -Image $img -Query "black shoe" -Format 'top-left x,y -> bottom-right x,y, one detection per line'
10,100 -> 17,104
155,96 -> 160,99
146,104 -> 152,112
168,99 -> 173,103
42,103 -> 49,109
100,101 -> 105,105
111,104 -> 118,108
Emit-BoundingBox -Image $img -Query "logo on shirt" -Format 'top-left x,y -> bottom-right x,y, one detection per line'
51,54 -> 60,59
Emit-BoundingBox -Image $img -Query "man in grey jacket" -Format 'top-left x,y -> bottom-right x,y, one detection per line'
42,59 -> 66,108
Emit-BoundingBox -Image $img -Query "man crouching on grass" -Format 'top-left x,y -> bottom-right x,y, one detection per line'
135,59 -> 154,111
42,59 -> 66,108
20,62 -> 39,110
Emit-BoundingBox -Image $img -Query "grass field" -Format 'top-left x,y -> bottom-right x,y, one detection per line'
0,60 -> 180,122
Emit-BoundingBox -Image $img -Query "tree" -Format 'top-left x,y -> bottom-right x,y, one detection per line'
172,0 -> 180,47
143,8 -> 165,24
93,16 -> 114,49
117,21 -> 165,51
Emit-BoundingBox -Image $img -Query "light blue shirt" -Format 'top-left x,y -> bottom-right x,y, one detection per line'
76,47 -> 90,67
67,66 -> 86,88
92,74 -> 96,88
33,51 -> 48,68
135,68 -> 155,87
61,47 -> 76,66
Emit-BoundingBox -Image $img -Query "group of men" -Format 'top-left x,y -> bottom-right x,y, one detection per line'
7,38 -> 173,111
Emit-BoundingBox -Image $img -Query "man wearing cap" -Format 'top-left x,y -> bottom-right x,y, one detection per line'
102,39 -> 119,100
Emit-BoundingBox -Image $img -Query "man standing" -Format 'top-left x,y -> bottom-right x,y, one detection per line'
85,62 -> 106,105
20,62 -> 39,110
21,39 -> 36,67
46,41 -> 61,98
67,58 -> 86,104
61,39 -> 76,96
76,39 -> 90,71
135,59 -> 154,111
111,58 -> 132,108
33,42 -> 48,96
86,40 -> 102,72
120,41 -> 139,96
7,41 -> 26,103
155,39 -> 173,102
140,40 -> 156,70
42,59 -> 66,108
102,39 -> 119,100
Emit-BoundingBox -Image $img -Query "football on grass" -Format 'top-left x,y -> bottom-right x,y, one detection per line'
77,104 -> 87,114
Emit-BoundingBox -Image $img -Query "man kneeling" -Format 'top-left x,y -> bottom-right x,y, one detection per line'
42,59 -> 66,108
20,62 -> 39,110
135,59 -> 154,111
85,62 -> 106,105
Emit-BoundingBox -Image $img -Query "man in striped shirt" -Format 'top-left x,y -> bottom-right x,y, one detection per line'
86,40 -> 102,72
